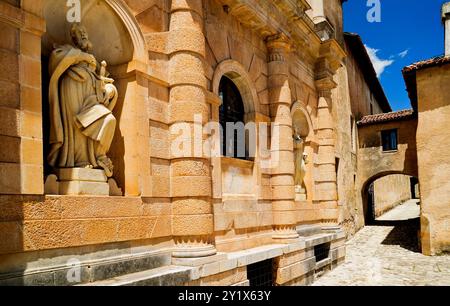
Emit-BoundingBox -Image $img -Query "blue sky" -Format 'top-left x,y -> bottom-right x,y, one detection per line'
343,0 -> 445,111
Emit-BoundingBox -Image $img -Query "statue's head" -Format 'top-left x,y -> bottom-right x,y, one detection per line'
302,152 -> 308,163
70,23 -> 93,52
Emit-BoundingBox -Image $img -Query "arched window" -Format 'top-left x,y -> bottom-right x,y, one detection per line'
219,76 -> 249,160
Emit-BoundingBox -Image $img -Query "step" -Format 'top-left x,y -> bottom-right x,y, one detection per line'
81,265 -> 194,286
296,225 -> 323,237
0,251 -> 172,286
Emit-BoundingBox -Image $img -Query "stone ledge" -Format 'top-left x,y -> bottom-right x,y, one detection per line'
232,280 -> 250,286
81,265 -> 193,286
187,240 -> 311,279
315,257 -> 332,270
56,168 -> 107,182
276,257 -> 316,285
172,253 -> 227,267
305,233 -> 334,248
228,244 -> 286,268
0,249 -> 172,286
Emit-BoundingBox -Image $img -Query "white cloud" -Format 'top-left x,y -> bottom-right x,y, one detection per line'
398,49 -> 409,58
364,45 -> 394,78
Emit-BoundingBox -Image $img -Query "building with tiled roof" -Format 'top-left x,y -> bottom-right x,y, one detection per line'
357,109 -> 416,126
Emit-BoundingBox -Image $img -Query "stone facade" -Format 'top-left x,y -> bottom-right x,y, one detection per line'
404,57 -> 450,255
356,115 -> 418,226
0,0 -> 353,286
0,0 -> 448,287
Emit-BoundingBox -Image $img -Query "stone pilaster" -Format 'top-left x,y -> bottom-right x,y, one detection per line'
0,2 -> 45,195
266,33 -> 299,241
442,2 -> 450,56
315,58 -> 338,211
169,0 -> 216,258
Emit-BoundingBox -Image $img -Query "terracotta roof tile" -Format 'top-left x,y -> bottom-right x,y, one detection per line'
357,109 -> 415,126
403,55 -> 450,73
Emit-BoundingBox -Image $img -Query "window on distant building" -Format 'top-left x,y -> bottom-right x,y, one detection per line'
219,76 -> 250,160
381,129 -> 398,152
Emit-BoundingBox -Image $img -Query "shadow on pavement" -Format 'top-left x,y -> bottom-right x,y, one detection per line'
376,218 -> 421,253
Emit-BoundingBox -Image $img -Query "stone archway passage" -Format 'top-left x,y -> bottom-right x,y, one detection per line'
362,174 -> 420,225
356,113 -> 418,227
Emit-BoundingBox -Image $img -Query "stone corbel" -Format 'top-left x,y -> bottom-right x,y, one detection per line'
315,20 -> 336,42
314,39 -> 346,97
318,39 -> 347,73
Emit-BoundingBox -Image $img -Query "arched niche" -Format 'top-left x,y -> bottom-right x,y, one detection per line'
291,101 -> 314,201
42,0 -> 134,65
39,0 -> 149,196
291,101 -> 313,140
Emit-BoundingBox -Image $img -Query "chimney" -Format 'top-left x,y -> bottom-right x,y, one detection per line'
443,2 -> 450,56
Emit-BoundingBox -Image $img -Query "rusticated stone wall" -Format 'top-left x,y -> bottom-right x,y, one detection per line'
0,0 -> 351,285
415,63 -> 450,255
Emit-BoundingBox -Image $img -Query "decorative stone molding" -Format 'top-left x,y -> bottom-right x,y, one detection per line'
105,0 -> 147,63
266,33 -> 292,62
317,40 -> 347,74
211,60 -> 258,113
273,225 -> 301,240
223,0 -> 321,63
315,20 -> 336,42
173,236 -> 217,258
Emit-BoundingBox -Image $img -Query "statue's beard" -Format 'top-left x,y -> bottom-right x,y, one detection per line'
76,38 -> 93,52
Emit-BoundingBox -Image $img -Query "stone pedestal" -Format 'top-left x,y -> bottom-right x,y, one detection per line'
295,186 -> 307,201
48,168 -> 110,196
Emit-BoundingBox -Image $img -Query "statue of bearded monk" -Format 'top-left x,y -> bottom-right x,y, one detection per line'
48,23 -> 117,177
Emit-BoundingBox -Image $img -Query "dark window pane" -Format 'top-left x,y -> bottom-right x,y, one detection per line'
381,129 -> 398,151
219,76 -> 250,160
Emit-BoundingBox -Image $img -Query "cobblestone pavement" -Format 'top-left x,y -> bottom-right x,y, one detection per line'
377,199 -> 420,221
313,201 -> 450,286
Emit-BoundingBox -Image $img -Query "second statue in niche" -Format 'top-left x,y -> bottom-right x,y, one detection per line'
293,130 -> 308,195
48,23 -> 117,177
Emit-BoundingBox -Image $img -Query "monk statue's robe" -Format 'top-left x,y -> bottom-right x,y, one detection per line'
294,135 -> 307,191
48,44 -> 117,177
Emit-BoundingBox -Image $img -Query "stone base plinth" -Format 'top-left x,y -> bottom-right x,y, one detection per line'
45,168 -> 110,196
295,186 -> 307,201
295,186 -> 306,194
172,244 -> 217,259
59,181 -> 109,195
295,193 -> 307,201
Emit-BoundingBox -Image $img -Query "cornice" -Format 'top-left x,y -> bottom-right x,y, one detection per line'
219,0 -> 322,62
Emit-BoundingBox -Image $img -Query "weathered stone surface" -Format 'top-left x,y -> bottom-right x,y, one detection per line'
313,217 -> 450,286
2,0 -> 450,288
